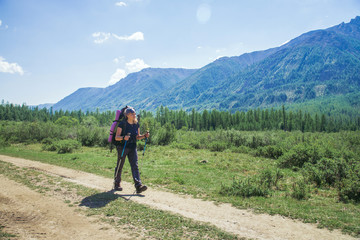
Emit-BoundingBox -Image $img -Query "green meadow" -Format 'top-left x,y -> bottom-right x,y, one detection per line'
1,128 -> 359,237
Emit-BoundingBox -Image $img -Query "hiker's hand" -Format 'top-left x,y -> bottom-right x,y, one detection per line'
124,135 -> 130,141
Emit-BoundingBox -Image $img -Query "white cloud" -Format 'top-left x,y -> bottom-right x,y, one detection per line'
112,32 -> 144,41
0,20 -> 2,26
126,58 -> 150,72
109,58 -> 150,85
112,57 -> 122,64
92,32 -> 111,44
0,57 -> 24,75
115,2 -> 127,7
110,68 -> 127,85
92,31 -> 144,44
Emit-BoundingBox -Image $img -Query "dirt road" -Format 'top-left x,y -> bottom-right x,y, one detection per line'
0,175 -> 133,240
0,155 -> 356,240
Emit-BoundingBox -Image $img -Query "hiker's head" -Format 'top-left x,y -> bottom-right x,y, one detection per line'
125,107 -> 138,124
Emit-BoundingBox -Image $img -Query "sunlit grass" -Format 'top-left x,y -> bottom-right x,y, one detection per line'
0,143 -> 359,237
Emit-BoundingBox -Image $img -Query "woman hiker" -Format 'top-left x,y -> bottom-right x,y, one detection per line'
114,107 -> 149,193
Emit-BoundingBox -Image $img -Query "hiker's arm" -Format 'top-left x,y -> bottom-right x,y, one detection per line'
115,128 -> 124,141
137,128 -> 150,140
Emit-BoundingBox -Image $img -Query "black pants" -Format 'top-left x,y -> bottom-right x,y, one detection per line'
114,145 -> 142,187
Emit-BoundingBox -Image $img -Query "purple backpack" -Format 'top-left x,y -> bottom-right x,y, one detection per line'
108,106 -> 129,149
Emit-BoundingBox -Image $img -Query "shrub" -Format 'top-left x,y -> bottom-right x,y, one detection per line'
259,169 -> 283,189
247,135 -> 267,149
153,123 -> 176,145
228,132 -> 247,147
208,141 -> 228,152
303,158 -> 348,187
55,116 -> 79,127
0,136 -> 9,148
219,171 -> 278,198
55,139 -> 81,154
190,141 -> 201,149
41,138 -> 57,151
278,143 -> 323,168
230,145 -> 251,154
77,126 -> 105,147
338,164 -> 360,203
291,179 -> 309,200
255,145 -> 284,159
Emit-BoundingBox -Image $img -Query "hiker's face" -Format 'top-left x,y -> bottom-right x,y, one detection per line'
127,112 -> 136,120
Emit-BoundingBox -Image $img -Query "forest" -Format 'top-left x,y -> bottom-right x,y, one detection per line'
1,102 -> 360,132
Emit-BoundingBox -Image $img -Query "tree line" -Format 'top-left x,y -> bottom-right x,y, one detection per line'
1,102 -> 360,132
151,105 -> 360,132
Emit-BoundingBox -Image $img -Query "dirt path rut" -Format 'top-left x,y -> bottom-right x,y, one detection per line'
0,155 -> 356,240
0,175 -> 131,240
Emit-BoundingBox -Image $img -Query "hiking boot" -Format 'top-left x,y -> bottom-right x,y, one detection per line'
114,182 -> 123,191
136,184 -> 147,194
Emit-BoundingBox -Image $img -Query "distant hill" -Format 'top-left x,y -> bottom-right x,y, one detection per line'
52,16 -> 360,114
52,68 -> 196,111
141,16 -> 360,112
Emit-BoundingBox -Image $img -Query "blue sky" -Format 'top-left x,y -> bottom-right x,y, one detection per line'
1,0 -> 360,106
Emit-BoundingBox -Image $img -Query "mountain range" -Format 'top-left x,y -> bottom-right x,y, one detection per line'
53,16 -> 360,113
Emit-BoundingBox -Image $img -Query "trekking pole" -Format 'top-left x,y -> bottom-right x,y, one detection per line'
113,133 -> 130,189
143,131 -> 149,156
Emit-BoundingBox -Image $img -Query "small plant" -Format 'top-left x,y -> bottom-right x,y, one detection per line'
0,136 -> 9,148
220,175 -> 272,198
208,141 -> 227,152
55,139 -> 81,154
41,138 -> 58,151
338,164 -> 360,203
291,179 -> 309,200
255,145 -> 284,159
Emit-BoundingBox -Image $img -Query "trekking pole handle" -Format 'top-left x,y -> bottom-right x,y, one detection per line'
124,133 -> 131,141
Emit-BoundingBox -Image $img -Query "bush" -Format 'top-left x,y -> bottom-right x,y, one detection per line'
41,138 -> 57,151
230,145 -> 251,154
303,158 -> 348,187
153,123 -> 176,145
338,164 -> 360,203
219,170 -> 281,198
259,169 -> 283,189
42,139 -> 80,154
77,126 -> 106,147
0,136 -> 9,148
220,177 -> 271,198
55,139 -> 81,154
247,135 -> 267,149
278,143 -> 323,168
255,145 -> 284,159
291,179 -> 309,200
0,121 -> 70,144
55,116 -> 79,127
208,141 -> 228,152
228,132 -> 247,147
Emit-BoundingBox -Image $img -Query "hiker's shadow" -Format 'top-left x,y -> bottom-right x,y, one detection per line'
79,190 -> 144,208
